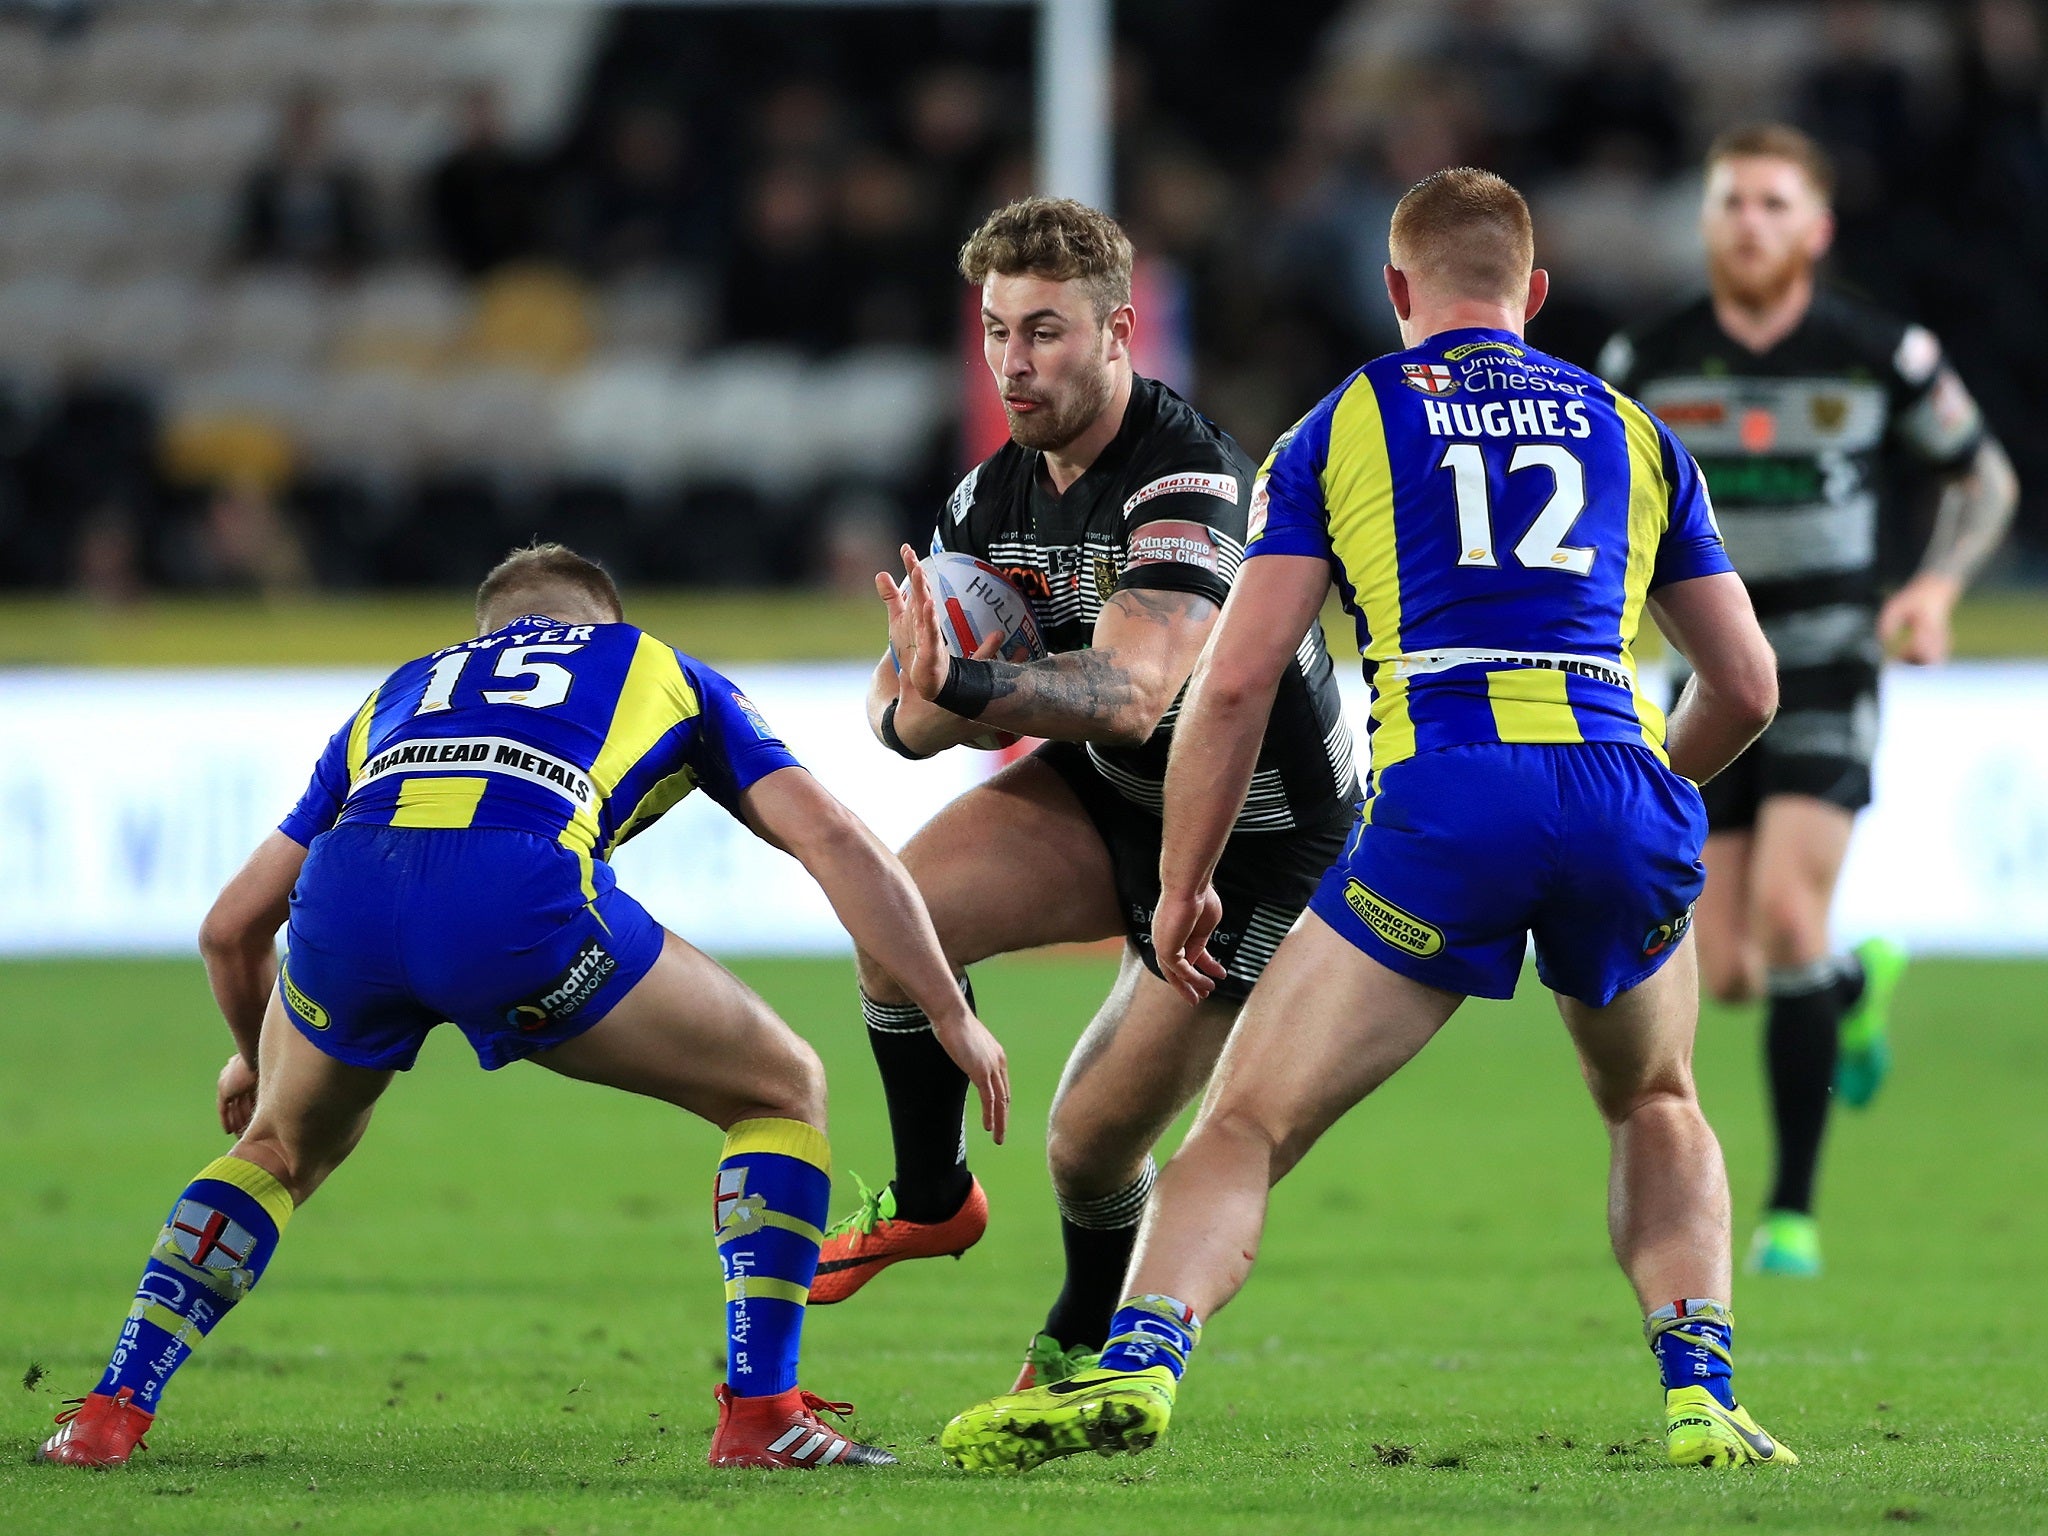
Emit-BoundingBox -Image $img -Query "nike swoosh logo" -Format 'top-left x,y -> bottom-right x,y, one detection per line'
1044,1378 -> 1104,1396
814,1256 -> 884,1276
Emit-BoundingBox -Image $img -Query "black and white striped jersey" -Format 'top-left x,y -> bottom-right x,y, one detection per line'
932,373 -> 1359,834
1601,290 -> 1985,724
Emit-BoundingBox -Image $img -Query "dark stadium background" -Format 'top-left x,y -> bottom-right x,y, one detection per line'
1,0 -> 2043,602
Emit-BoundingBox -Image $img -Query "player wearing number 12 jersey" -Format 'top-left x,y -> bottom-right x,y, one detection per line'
37,544 -> 1008,1473
942,170 -> 1796,1475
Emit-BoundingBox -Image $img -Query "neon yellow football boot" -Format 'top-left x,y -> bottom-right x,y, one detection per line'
1664,1386 -> 1800,1467
940,1366 -> 1177,1473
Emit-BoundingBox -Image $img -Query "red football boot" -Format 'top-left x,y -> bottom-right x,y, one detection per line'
708,1384 -> 897,1468
810,1175 -> 988,1305
37,1389 -> 154,1467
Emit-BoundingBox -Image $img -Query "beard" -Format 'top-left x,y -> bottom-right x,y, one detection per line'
1004,362 -> 1116,453
1709,243 -> 1809,311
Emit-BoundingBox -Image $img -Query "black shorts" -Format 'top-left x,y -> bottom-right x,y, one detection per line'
1037,741 -> 1352,1002
1697,692 -> 1876,833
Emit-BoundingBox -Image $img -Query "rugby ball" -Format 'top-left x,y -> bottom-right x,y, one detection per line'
906,551 -> 1046,751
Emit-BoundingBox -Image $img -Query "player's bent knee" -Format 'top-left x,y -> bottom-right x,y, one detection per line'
1045,1116 -> 1149,1199
852,945 -> 913,1007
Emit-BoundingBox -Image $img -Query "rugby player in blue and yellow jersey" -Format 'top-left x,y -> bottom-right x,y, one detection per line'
942,169 -> 1796,1473
37,543 -> 1007,1473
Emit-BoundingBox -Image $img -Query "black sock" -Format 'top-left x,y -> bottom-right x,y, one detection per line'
1835,951 -> 1867,1012
1764,962 -> 1843,1215
1042,1160 -> 1157,1351
860,979 -> 974,1224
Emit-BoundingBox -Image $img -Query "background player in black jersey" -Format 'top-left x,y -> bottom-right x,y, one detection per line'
1602,124 -> 2017,1277
813,198 -> 1359,1391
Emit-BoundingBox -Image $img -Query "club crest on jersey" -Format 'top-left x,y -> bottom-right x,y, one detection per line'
1403,362 -> 1458,396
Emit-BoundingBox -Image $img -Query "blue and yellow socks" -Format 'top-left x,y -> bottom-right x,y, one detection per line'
715,1117 -> 831,1397
1646,1299 -> 1736,1408
95,1156 -> 295,1410
1098,1294 -> 1202,1379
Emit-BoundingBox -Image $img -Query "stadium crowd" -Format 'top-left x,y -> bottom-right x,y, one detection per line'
0,0 -> 2041,597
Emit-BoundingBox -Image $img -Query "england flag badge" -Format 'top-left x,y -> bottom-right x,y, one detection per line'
1402,362 -> 1458,395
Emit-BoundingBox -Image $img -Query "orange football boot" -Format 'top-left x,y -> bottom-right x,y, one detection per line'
708,1384 -> 897,1467
37,1389 -> 154,1467
809,1175 -> 988,1305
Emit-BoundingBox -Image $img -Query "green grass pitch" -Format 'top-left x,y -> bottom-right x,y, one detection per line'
3,953 -> 2045,1534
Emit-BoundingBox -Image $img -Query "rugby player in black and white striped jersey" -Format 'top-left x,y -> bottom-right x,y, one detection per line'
1602,124 -> 2017,1278
814,198 -> 1359,1393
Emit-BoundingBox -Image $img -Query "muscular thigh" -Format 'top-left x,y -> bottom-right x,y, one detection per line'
1195,911 -> 1463,1179
532,929 -> 821,1129
1748,794 -> 1855,966
1047,946 -> 1240,1188
893,753 -> 1124,965
1694,830 -> 1757,1004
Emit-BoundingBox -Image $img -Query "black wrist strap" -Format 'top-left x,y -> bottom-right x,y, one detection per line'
878,698 -> 929,760
935,656 -> 996,718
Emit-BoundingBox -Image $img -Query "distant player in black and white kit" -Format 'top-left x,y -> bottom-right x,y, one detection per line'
814,198 -> 1358,1389
1602,124 -> 2017,1276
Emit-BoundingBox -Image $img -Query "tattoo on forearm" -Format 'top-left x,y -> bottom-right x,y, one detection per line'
1923,441 -> 2018,583
984,647 -> 1137,721
978,588 -> 1216,735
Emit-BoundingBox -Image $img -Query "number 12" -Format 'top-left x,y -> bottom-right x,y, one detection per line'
1438,442 -> 1595,575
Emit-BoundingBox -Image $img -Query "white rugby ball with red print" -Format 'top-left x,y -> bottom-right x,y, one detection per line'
912,551 -> 1047,751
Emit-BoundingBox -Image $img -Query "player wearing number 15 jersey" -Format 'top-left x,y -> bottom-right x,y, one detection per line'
37,544 -> 1009,1474
941,170 -> 1795,1475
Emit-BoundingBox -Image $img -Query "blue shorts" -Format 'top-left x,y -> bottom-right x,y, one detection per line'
279,824 -> 667,1071
1308,742 -> 1707,1007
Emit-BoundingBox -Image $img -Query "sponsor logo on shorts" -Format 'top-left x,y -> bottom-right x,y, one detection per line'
1643,905 -> 1695,957
505,938 -> 617,1030
1343,879 -> 1444,957
280,963 -> 328,1030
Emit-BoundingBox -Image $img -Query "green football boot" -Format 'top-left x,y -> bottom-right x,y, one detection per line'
1664,1386 -> 1800,1467
940,1366 -> 1177,1474
1011,1331 -> 1102,1392
1837,937 -> 1907,1108
1746,1209 -> 1822,1277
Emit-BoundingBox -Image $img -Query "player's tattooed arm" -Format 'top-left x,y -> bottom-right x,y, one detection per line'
970,587 -> 1219,747
1881,437 -> 2018,664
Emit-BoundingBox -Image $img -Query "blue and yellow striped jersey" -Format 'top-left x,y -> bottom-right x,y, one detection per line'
278,615 -> 802,887
1248,327 -> 1731,776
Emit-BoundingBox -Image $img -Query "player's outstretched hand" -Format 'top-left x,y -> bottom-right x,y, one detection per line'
896,546 -> 955,704
217,1053 -> 258,1136
930,1006 -> 1011,1145
1155,884 -> 1228,1005
1879,572 -> 1960,666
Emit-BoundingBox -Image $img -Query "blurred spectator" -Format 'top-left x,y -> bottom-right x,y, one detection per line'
722,160 -> 846,353
1425,0 -> 1555,179
426,85 -> 547,278
576,104 -> 721,277
1797,0 -> 1918,219
837,149 -> 947,347
234,88 -> 376,275
901,66 -> 1008,242
1544,12 -> 1689,178
754,79 -> 848,169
